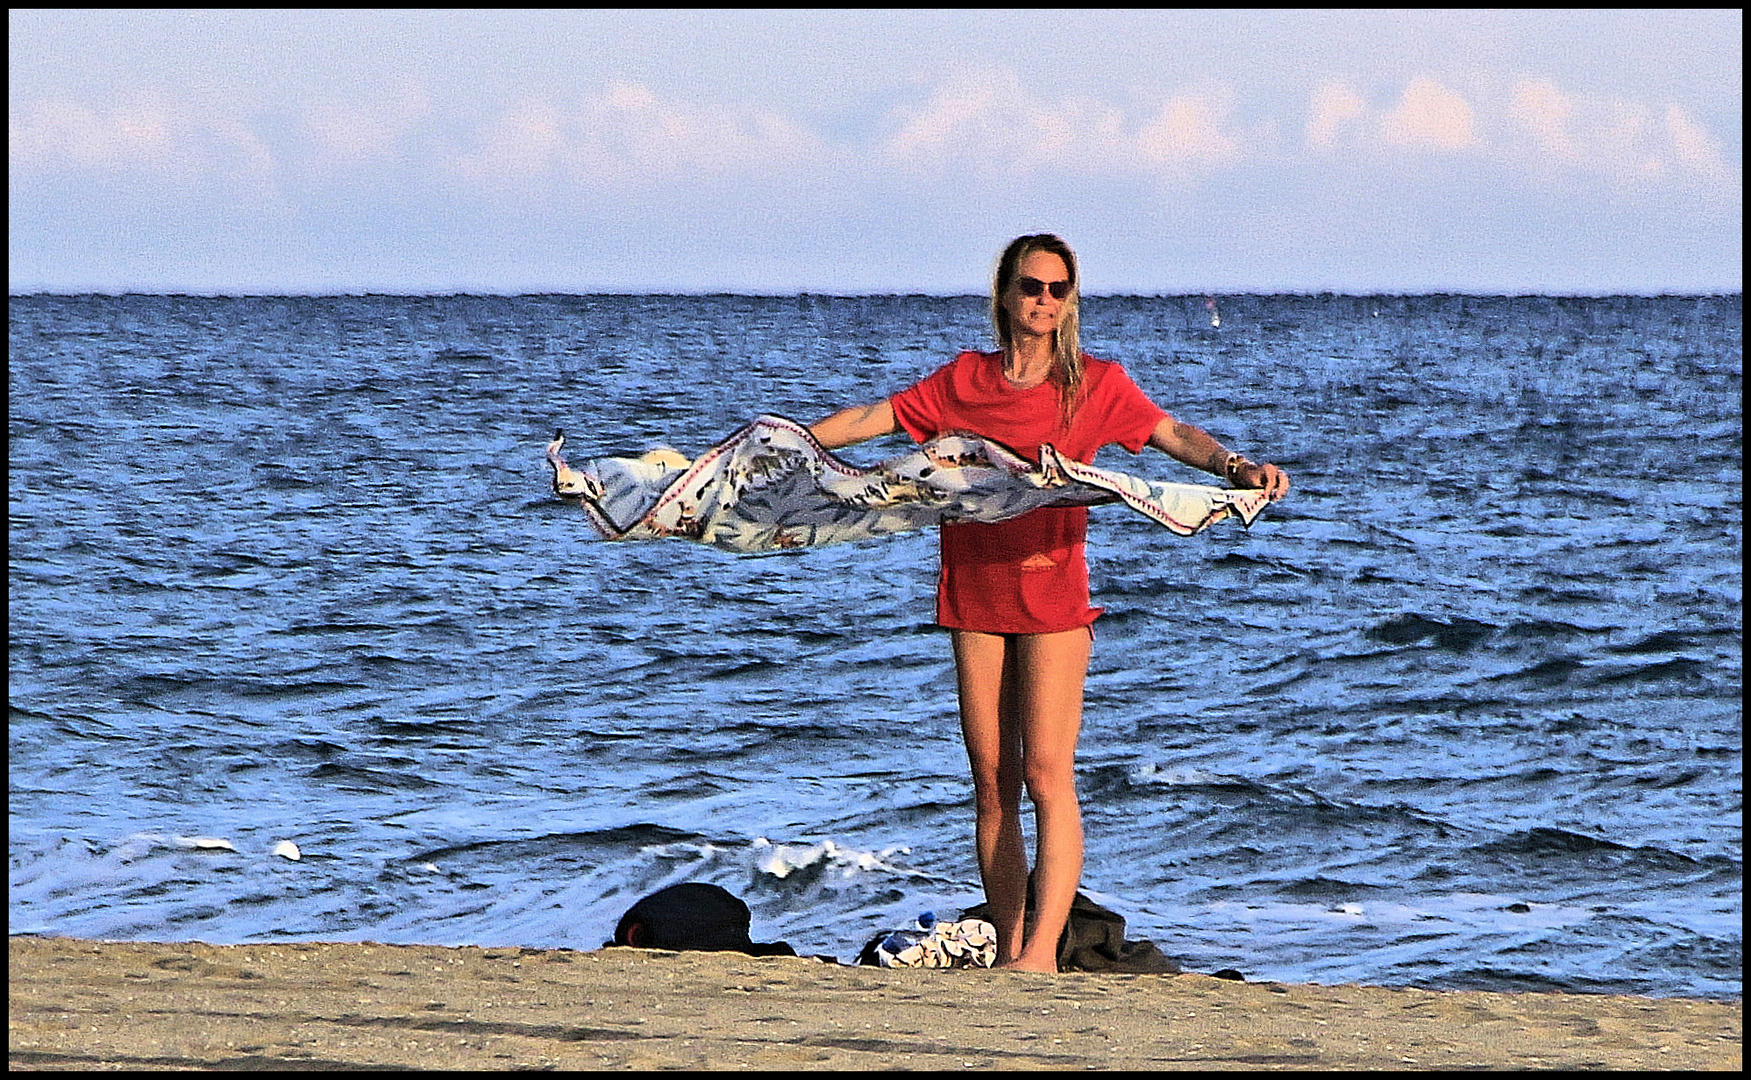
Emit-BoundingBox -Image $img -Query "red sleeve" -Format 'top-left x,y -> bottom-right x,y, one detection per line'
889,355 -> 960,444
1081,361 -> 1167,455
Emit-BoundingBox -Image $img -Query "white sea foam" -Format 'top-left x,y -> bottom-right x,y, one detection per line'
1192,893 -> 1592,933
178,836 -> 238,852
1127,763 -> 1222,786
752,837 -> 916,880
114,833 -> 241,854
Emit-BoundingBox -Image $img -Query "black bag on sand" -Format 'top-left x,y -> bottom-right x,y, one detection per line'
962,888 -> 1240,978
608,882 -> 797,957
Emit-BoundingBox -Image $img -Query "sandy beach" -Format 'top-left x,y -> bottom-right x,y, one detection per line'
8,936 -> 1740,1071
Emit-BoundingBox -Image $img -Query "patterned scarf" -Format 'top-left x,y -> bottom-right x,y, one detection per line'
546,414 -> 1271,554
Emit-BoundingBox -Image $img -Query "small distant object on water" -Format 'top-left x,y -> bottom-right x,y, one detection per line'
1206,296 -> 1220,328
272,840 -> 302,861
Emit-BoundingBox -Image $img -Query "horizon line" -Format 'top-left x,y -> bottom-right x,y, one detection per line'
9,288 -> 1744,300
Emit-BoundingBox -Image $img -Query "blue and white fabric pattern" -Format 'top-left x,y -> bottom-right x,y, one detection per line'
873,913 -> 998,969
546,414 -> 1271,554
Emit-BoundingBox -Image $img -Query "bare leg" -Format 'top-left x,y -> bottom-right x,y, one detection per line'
1002,627 -> 1090,972
953,626 -> 1091,973
952,630 -> 1028,964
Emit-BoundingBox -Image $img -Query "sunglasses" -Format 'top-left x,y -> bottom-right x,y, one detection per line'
1015,276 -> 1073,300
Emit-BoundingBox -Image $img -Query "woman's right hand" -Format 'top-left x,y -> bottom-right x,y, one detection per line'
1236,460 -> 1290,501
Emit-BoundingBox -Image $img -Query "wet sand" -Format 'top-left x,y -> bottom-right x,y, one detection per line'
8,936 -> 1740,1070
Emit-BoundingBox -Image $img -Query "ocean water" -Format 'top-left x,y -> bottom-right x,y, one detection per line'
8,292 -> 1741,1000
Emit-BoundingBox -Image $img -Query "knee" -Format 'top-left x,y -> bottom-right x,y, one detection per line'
1023,756 -> 1078,807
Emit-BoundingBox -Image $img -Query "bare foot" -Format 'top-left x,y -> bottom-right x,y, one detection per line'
994,956 -> 1058,973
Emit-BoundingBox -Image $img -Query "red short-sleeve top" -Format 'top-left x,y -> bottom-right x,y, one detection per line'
888,350 -> 1169,634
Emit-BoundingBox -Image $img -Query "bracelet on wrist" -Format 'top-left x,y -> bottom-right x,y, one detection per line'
1223,452 -> 1249,484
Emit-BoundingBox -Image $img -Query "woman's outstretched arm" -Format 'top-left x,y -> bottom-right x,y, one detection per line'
809,400 -> 900,450
1148,414 -> 1290,500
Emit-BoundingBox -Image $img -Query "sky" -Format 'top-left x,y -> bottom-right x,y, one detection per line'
8,9 -> 1742,295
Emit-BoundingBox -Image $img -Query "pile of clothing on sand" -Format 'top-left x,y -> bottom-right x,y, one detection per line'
607,881 -> 1243,980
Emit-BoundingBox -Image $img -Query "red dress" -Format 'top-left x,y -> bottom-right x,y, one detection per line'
889,350 -> 1169,633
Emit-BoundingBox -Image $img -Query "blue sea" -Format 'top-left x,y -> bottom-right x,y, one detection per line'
8,292 -> 1741,1000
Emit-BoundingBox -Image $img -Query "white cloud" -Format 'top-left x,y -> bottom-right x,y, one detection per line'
1663,103 -> 1735,185
452,98 -> 566,184
1505,77 -> 1739,191
447,80 -> 823,196
11,76 -> 822,205
1136,94 -> 1240,169
1305,80 -> 1367,149
1292,73 -> 1737,201
9,92 -> 279,201
882,67 -> 1240,181
10,98 -> 179,172
885,77 -> 1001,160
296,82 -> 430,174
1380,78 -> 1479,152
1509,77 -> 1578,161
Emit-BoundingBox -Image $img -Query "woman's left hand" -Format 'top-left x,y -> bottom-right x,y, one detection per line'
1236,461 -> 1290,502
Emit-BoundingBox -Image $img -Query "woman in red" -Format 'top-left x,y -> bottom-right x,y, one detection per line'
811,235 -> 1289,972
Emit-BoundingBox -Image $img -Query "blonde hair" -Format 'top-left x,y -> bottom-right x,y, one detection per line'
991,233 -> 1084,428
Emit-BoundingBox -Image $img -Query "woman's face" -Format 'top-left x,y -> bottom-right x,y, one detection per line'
1003,249 -> 1073,342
